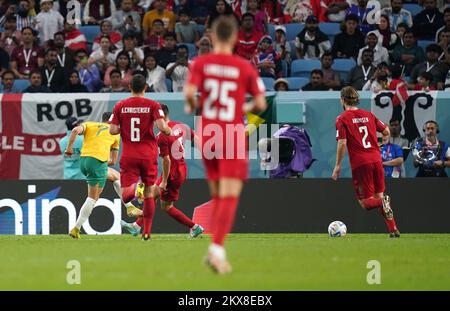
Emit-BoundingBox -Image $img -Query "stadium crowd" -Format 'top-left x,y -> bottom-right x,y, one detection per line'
1,0 -> 450,93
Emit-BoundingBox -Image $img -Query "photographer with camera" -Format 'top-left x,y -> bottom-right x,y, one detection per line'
412,120 -> 450,177
165,44 -> 189,92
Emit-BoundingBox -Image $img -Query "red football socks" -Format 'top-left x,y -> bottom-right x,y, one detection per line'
166,206 -> 195,228
135,217 -> 143,227
142,198 -> 156,235
361,197 -> 383,210
212,197 -> 239,246
378,208 -> 399,232
122,184 -> 136,203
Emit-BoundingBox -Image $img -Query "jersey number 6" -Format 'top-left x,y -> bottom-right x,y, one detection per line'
131,117 -> 140,142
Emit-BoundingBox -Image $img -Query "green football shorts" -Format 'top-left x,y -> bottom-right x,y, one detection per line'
80,156 -> 108,188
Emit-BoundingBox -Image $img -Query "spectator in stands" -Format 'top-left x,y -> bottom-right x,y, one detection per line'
188,0 -> 215,25
75,49 -> 103,92
395,22 -> 408,46
295,15 -> 331,60
173,0 -> 189,16
235,13 -> 263,61
357,31 -> 389,66
63,20 -> 88,52
143,0 -> 176,40
274,78 -> 289,91
320,0 -> 349,23
413,0 -> 444,41
253,36 -> 281,78
53,31 -> 75,72
143,19 -> 166,55
175,9 -> 199,44
89,35 -> 116,74
227,0 -> 244,19
63,70 -> 89,92
196,36 -> 212,56
261,0 -> 284,24
165,44 -> 189,92
114,32 -> 144,69
389,118 -> 410,179
155,32 -> 178,68
380,132 -> 404,178
414,71 -> 436,90
143,54 -> 167,92
284,0 -> 314,23
40,48 -> 67,92
392,30 -> 425,76
112,0 -> 141,36
437,29 -> 450,65
412,120 -> 450,177
362,62 -> 391,92
321,52 -> 341,90
33,0 -> 64,46
104,51 -> 133,87
0,70 -> 20,93
381,0 -> 413,32
246,0 -> 267,34
436,7 -> 450,42
0,47 -> 9,76
83,0 -> 117,25
273,25 -> 291,65
301,69 -> 328,91
0,0 -> 34,31
23,70 -> 52,92
410,44 -> 449,90
347,48 -> 377,90
10,27 -> 44,79
0,15 -> 22,57
53,0 -> 73,20
205,0 -> 236,28
345,0 -> 376,35
332,13 -> 365,60
373,15 -> 400,51
100,69 -> 129,92
93,20 -> 123,51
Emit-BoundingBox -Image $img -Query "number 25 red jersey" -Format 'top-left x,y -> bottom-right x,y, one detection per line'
336,108 -> 387,170
111,97 -> 164,160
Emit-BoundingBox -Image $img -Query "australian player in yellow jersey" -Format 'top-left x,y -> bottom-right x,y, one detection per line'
64,112 -> 138,239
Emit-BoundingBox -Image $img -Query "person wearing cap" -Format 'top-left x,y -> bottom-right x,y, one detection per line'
274,25 -> 291,64
410,44 -> 449,90
59,117 -> 85,180
274,78 -> 289,91
33,0 -> 64,46
332,14 -> 365,60
295,15 -> 331,60
357,31 -> 389,67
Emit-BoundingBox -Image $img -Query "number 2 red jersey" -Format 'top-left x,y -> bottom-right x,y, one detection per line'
111,97 -> 164,160
335,108 -> 387,170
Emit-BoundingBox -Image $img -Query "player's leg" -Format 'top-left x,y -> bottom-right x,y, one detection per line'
108,167 -> 142,217
353,164 -> 383,210
140,160 -> 158,240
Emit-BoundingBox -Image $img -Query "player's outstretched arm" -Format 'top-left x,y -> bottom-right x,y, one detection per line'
108,150 -> 119,166
332,139 -> 347,180
184,83 -> 198,115
159,155 -> 171,190
64,125 -> 84,156
109,124 -> 120,135
381,126 -> 390,142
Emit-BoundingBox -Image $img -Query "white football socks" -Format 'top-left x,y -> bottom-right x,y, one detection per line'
113,179 -> 134,208
209,243 -> 226,261
75,197 -> 97,229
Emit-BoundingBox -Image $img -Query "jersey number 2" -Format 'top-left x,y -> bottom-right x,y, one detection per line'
203,79 -> 237,122
359,126 -> 371,148
131,117 -> 140,142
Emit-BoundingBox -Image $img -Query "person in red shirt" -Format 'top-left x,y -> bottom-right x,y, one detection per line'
235,13 -> 263,61
332,86 -> 400,238
184,16 -> 267,274
413,72 -> 437,91
10,27 -> 44,79
109,74 -> 172,240
125,104 -> 205,238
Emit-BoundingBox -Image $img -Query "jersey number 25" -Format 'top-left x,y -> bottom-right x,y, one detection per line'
203,79 -> 237,122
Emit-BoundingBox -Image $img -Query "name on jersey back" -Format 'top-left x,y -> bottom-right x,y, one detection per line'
204,64 -> 239,79
121,107 -> 151,113
352,117 -> 369,124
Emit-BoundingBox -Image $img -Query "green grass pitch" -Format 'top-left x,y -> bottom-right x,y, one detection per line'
0,234 -> 449,290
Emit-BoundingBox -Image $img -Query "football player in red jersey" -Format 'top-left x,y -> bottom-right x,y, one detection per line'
121,104 -> 205,238
184,16 -> 267,274
332,86 -> 400,238
109,74 -> 172,240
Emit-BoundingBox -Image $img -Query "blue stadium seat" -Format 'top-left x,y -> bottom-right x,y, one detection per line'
289,40 -> 297,61
332,58 -> 357,82
404,4 -> 423,17
165,78 -> 173,92
79,25 -> 100,43
290,59 -> 321,78
319,22 -> 341,37
13,79 -> 31,91
280,60 -> 288,77
285,77 -> 309,91
261,77 -> 274,91
417,40 -> 434,52
285,23 -> 304,41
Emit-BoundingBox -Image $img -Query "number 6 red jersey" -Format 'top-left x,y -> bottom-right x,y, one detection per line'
111,97 -> 164,159
335,108 -> 387,170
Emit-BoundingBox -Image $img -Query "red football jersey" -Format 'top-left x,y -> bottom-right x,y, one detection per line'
156,121 -> 193,177
111,97 -> 164,160
336,108 -> 387,170
187,53 -> 265,158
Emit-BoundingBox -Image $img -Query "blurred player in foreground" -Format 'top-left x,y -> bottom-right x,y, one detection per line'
184,16 -> 267,274
332,86 -> 400,238
121,104 -> 204,237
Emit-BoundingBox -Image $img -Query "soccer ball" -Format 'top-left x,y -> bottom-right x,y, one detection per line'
328,221 -> 347,237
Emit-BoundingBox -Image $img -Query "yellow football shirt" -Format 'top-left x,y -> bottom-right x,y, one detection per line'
80,122 -> 120,162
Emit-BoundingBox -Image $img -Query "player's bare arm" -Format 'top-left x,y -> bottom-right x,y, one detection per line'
244,94 -> 267,114
155,118 -> 172,136
64,125 -> 84,156
108,149 -> 119,166
381,126 -> 390,142
183,83 -> 198,115
332,139 -> 347,180
159,155 -> 171,190
109,123 -> 120,135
